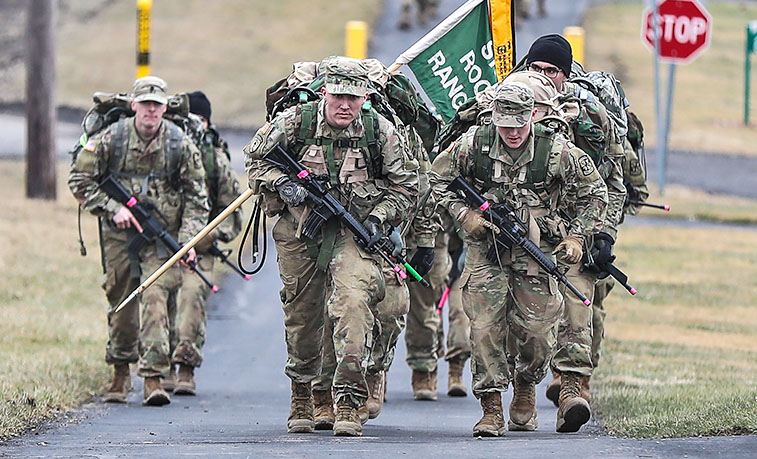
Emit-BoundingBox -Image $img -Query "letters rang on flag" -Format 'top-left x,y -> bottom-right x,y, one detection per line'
391,0 -> 515,123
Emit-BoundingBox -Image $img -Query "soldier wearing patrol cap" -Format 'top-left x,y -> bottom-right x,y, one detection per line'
244,56 -> 417,437
68,75 -> 210,407
430,82 -> 607,437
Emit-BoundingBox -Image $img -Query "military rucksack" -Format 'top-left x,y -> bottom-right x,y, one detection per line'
570,70 -> 630,138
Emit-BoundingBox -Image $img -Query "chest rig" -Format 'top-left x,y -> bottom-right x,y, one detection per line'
291,101 -> 384,270
105,118 -> 184,275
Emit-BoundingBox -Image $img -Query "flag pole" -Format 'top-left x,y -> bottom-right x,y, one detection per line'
114,187 -> 256,313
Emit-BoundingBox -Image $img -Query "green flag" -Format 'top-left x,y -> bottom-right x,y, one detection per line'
392,0 -> 498,123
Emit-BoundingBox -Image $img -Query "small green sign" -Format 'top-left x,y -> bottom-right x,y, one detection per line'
749,21 -> 757,54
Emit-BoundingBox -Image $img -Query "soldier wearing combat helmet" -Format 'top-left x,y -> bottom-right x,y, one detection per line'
244,56 -> 417,437
430,82 -> 607,437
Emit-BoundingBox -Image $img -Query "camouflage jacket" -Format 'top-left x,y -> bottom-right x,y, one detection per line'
622,137 -> 649,218
197,127 -> 243,244
401,123 -> 439,248
68,118 -> 210,245
430,124 -> 607,246
561,81 -> 626,239
244,99 -> 418,229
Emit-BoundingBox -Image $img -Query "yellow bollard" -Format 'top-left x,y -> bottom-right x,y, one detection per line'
136,0 -> 152,79
563,26 -> 585,66
345,21 -> 367,59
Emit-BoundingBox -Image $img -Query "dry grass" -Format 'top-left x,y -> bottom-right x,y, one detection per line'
593,222 -> 757,437
1,0 -> 382,128
584,1 -> 757,155
640,183 -> 757,224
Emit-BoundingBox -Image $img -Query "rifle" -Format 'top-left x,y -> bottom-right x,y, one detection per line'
446,176 -> 592,306
98,175 -> 218,292
207,243 -> 251,280
264,144 -> 430,287
626,199 -> 670,211
582,251 -> 637,295
436,246 -> 466,315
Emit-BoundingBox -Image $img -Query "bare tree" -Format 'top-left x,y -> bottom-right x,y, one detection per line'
26,0 -> 57,200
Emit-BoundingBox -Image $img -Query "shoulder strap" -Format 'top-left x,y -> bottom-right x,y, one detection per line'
472,122 -> 496,189
360,108 -> 381,178
166,122 -> 183,175
529,123 -> 554,185
293,101 -> 320,152
107,118 -> 129,173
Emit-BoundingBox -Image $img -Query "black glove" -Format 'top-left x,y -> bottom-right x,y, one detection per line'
363,215 -> 384,252
274,177 -> 307,207
408,247 -> 435,281
582,232 -> 615,278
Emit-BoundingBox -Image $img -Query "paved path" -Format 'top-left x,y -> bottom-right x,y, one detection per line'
2,0 -> 756,457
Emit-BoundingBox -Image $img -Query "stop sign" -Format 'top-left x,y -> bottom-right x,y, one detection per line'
642,0 -> 712,64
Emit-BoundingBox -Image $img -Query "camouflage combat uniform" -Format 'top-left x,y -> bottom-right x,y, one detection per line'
169,126 -> 243,369
549,80 -> 627,377
244,90 -> 417,410
430,85 -> 607,401
69,117 -> 209,379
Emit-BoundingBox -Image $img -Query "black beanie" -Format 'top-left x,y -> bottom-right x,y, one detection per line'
526,34 -> 573,77
188,91 -> 212,122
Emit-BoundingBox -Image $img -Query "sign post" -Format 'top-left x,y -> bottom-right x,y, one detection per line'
745,21 -> 757,126
136,0 -> 152,79
642,0 -> 711,194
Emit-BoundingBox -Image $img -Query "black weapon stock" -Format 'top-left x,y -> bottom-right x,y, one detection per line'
264,144 -> 430,287
99,175 -> 218,292
447,176 -> 592,306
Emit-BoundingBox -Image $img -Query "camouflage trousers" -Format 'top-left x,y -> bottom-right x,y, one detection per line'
102,232 -> 140,365
314,270 -> 409,391
551,263 -> 598,376
443,231 -> 471,364
137,246 -> 185,378
405,233 -> 451,373
273,214 -> 385,406
591,276 -> 615,368
167,254 -> 213,368
463,239 -> 563,398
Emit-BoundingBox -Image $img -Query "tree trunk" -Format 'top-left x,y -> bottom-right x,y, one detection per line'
26,0 -> 57,200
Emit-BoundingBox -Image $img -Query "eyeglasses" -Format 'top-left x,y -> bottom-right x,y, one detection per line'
528,63 -> 562,77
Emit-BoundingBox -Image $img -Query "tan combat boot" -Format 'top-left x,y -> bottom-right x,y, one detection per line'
508,373 -> 537,431
556,372 -> 591,433
411,369 -> 438,401
397,4 -> 412,30
472,392 -> 506,437
161,364 -> 176,393
287,381 -> 315,433
174,364 -> 196,396
580,375 -> 591,402
333,398 -> 362,437
142,376 -> 170,406
545,368 -> 561,407
313,389 -> 335,430
447,359 -> 467,397
365,371 -> 385,419
103,363 -> 132,403
357,404 -> 370,425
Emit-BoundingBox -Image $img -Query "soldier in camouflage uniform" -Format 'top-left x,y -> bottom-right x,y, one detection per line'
68,76 -> 210,407
244,57 -> 417,437
163,91 -> 244,396
311,58 -> 435,426
430,82 -> 607,437
521,35 -> 630,429
504,68 -> 626,432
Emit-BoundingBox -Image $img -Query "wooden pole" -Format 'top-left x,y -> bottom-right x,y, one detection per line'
115,188 -> 256,313
26,0 -> 57,200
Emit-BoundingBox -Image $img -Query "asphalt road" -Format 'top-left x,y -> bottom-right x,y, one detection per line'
2,0 -> 756,457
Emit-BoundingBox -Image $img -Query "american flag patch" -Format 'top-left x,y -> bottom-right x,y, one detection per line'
84,139 -> 97,151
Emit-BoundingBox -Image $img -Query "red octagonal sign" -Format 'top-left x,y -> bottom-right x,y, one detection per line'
642,0 -> 712,64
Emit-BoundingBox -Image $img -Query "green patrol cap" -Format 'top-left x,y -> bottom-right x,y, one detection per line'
133,75 -> 168,105
491,82 -> 535,128
322,56 -> 370,96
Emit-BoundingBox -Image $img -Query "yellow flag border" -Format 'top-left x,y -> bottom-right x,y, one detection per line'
489,0 -> 516,81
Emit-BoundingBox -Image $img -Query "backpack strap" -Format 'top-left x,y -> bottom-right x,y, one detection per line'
107,118 -> 129,174
472,121 -> 496,190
